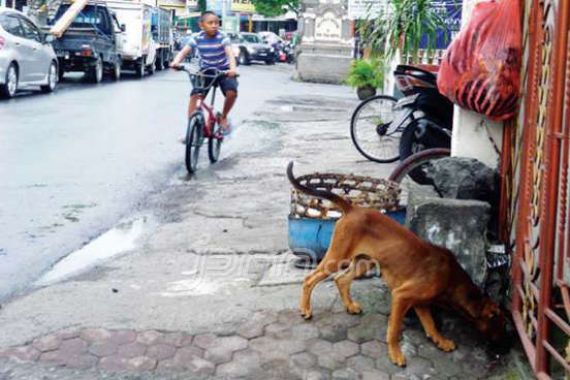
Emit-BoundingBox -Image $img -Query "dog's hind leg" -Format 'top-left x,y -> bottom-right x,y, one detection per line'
334,256 -> 374,315
387,290 -> 414,367
300,222 -> 356,319
299,255 -> 346,319
299,265 -> 330,319
414,306 -> 456,352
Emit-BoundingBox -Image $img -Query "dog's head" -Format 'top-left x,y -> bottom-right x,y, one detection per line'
474,298 -> 510,349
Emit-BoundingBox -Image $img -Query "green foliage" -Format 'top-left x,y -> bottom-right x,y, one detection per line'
198,0 -> 206,12
251,0 -> 299,17
345,58 -> 385,89
358,0 -> 449,63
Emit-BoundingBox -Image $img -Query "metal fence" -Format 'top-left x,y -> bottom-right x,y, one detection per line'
501,0 -> 570,378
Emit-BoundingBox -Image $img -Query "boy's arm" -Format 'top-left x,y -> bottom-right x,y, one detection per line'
225,45 -> 237,76
170,45 -> 192,68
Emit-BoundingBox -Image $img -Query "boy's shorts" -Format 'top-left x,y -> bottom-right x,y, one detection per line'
191,75 -> 238,97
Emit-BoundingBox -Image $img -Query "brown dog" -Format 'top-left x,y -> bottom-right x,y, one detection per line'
287,162 -> 507,366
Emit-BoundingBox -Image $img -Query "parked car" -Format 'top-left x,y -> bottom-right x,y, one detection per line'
49,1 -> 123,83
258,31 -> 282,46
0,8 -> 59,98
235,32 -> 275,65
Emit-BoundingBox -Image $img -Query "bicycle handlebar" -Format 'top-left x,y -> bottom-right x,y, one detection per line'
171,64 -> 239,78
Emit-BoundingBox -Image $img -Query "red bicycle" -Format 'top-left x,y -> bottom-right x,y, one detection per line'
176,64 -> 229,174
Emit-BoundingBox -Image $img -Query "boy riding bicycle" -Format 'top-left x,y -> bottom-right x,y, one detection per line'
170,11 -> 238,133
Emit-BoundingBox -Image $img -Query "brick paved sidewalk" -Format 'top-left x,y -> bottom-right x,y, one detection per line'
0,300 -> 520,380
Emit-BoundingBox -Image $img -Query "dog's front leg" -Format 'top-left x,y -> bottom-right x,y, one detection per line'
414,306 -> 456,352
387,295 -> 411,367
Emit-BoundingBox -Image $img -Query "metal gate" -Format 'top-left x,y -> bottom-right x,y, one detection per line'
501,0 -> 570,377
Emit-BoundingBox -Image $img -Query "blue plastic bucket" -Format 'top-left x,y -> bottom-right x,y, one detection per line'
288,208 -> 406,261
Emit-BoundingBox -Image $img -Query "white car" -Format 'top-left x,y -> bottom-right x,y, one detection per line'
0,8 -> 58,98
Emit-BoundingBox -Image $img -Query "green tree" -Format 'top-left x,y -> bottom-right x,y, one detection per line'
251,0 -> 300,17
198,0 -> 206,12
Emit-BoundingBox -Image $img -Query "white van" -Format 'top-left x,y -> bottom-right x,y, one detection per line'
106,0 -> 157,77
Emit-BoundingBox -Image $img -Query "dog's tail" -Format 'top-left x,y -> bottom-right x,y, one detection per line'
287,161 -> 353,214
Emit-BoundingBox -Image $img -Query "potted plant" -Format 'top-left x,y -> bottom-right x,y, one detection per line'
345,58 -> 384,100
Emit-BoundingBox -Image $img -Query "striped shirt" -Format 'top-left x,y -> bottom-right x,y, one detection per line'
186,31 -> 231,70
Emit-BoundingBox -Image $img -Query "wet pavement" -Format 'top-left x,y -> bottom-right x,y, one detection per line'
0,66 -> 531,379
0,63 -> 327,302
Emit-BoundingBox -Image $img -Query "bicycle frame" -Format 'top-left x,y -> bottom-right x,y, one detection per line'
195,87 -> 220,140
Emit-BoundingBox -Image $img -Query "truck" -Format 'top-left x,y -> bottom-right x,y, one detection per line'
49,1 -> 123,83
151,7 -> 174,70
106,0 -> 157,78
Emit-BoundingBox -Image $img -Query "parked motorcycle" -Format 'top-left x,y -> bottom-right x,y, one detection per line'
350,64 -> 453,172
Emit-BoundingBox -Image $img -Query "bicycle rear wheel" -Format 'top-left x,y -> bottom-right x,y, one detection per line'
350,95 -> 400,163
208,120 -> 223,163
388,148 -> 450,205
186,113 -> 204,174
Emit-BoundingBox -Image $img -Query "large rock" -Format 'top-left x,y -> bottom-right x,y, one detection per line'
405,195 -> 490,286
426,157 -> 499,239
426,157 -> 498,201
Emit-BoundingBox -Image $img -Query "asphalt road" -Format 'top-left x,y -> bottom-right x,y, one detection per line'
0,63 -> 301,302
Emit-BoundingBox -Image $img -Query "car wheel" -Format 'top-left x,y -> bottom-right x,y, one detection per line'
147,60 -> 155,75
135,61 -> 145,78
41,61 -> 58,93
87,56 -> 103,83
239,50 -> 250,66
0,63 -> 18,98
110,60 -> 121,81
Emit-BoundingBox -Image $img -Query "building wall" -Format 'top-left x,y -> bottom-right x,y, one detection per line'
296,0 -> 353,84
450,0 -> 503,169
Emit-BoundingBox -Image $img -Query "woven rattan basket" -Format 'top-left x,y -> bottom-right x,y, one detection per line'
290,172 -> 401,220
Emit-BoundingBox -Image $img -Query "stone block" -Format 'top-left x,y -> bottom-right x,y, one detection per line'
331,368 -> 359,380
296,52 -> 352,84
146,343 -> 176,361
331,341 -> 359,359
126,356 -> 157,372
89,341 -> 118,357
216,349 -> 262,377
361,340 -> 386,359
159,332 -> 192,347
345,354 -> 375,371
80,328 -> 112,343
1,346 -> 41,362
117,342 -> 146,359
136,330 -> 163,345
204,335 -> 248,364
405,195 -> 490,286
290,351 -> 317,369
32,334 -> 61,352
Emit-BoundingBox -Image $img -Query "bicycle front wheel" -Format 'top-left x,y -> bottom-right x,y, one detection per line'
388,148 -> 450,205
350,95 -> 400,163
208,120 -> 223,163
186,113 -> 204,174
